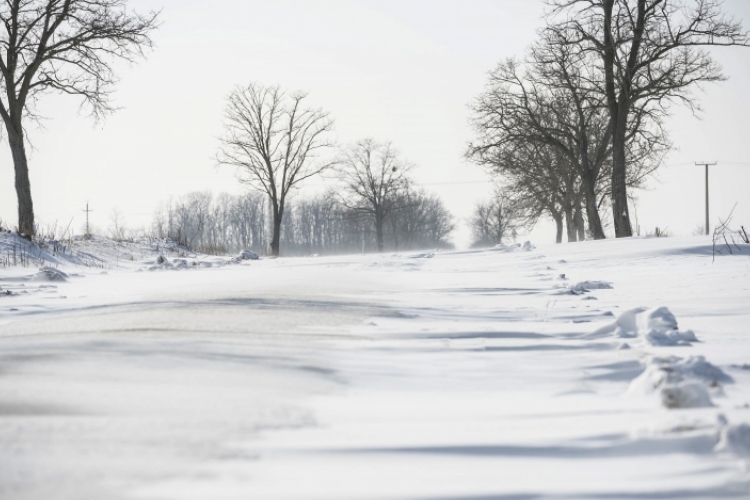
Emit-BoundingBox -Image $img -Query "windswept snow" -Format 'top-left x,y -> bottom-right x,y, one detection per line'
1,235 -> 749,499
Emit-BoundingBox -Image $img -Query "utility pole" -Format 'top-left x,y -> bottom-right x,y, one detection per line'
695,162 -> 716,235
83,202 -> 93,237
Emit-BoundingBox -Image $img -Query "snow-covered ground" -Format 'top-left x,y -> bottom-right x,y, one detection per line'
1,234 -> 749,499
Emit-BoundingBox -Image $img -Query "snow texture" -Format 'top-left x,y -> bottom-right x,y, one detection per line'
1,235 -> 749,499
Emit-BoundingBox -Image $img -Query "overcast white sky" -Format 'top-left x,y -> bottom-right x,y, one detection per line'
1,0 -> 749,247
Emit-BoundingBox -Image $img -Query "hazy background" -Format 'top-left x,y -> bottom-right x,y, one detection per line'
1,0 -> 749,247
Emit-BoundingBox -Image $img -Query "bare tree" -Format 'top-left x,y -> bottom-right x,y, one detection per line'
337,139 -> 411,253
469,188 -> 519,248
470,17 -> 672,241
0,0 -> 158,238
548,0 -> 749,237
386,187 -> 455,251
108,207 -> 127,242
218,83 -> 335,256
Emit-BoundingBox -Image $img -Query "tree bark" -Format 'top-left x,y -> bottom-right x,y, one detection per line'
7,122 -> 35,238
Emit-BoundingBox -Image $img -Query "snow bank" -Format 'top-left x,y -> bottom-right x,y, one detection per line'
588,306 -> 698,346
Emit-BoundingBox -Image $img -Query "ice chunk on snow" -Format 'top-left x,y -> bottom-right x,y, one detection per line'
238,250 -> 259,260
492,241 -> 535,252
32,267 -> 69,282
629,355 -> 731,409
660,382 -> 714,409
630,355 -> 732,393
637,307 -> 697,346
639,306 -> 677,333
172,259 -> 189,269
565,281 -> 613,295
643,328 -> 698,346
408,252 -> 434,259
589,306 -> 697,346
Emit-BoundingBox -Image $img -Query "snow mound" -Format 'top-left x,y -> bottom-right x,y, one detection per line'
408,252 -> 434,259
238,250 -> 259,260
716,423 -> 750,456
32,267 -> 69,282
629,355 -> 732,409
589,306 -> 697,346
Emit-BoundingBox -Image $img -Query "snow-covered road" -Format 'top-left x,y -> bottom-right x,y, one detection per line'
1,236 -> 749,499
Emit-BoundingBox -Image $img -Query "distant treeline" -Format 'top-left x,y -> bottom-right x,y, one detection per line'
149,189 -> 455,256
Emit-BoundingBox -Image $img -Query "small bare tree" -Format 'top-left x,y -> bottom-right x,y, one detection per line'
337,139 -> 411,253
108,208 -> 128,242
218,83 -> 335,256
0,0 -> 159,238
469,189 -> 519,248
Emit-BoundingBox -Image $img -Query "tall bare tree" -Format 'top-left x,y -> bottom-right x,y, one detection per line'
0,0 -> 158,238
548,0 -> 749,237
470,19 -> 670,241
218,83 -> 336,256
469,57 -> 605,240
337,139 -> 411,253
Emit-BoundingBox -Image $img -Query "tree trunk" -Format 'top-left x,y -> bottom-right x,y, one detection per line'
270,207 -> 282,256
564,206 -> 577,243
7,123 -> 35,238
574,205 -> 586,241
601,1 -> 632,238
552,212 -> 563,244
375,212 -> 384,253
611,117 -> 632,237
390,218 -> 399,252
581,173 -> 606,240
